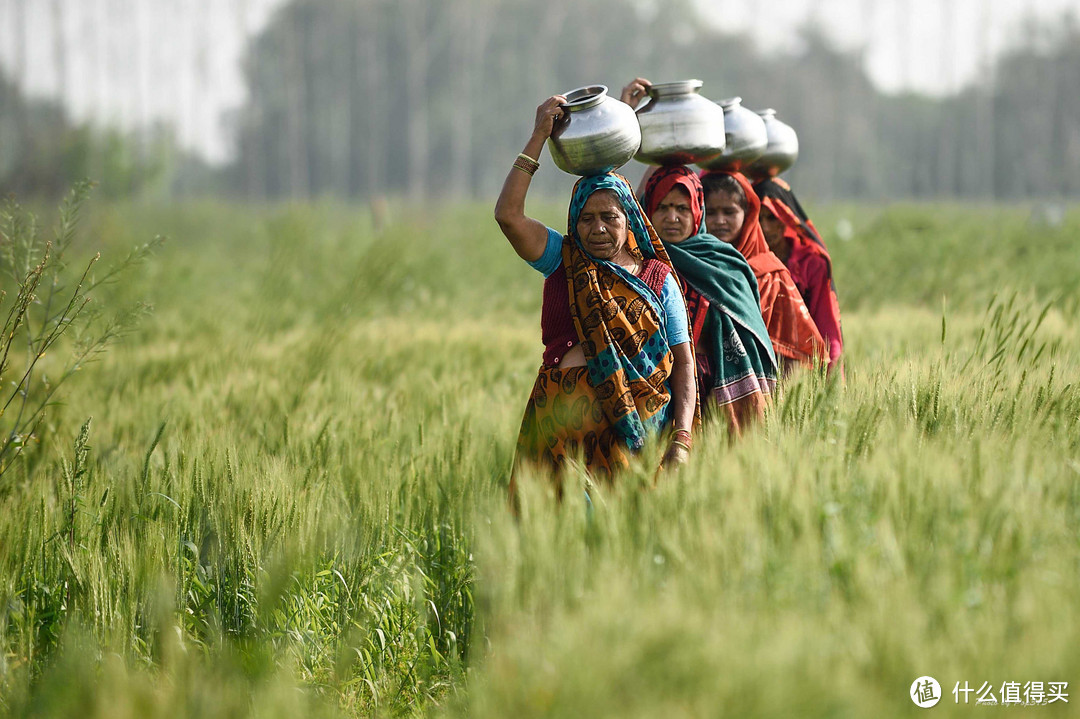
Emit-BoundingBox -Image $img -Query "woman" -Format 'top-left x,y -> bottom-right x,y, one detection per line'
700,171 -> 827,370
754,177 -> 844,367
494,95 -> 697,487
641,165 -> 778,434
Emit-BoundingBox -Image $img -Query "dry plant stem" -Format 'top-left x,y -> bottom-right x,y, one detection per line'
0,183 -> 157,481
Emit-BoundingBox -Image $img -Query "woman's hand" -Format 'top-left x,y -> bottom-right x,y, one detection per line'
620,77 -> 651,109
533,95 -> 568,140
660,440 -> 689,470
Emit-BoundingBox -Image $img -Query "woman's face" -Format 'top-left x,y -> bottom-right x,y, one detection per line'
649,186 -> 695,244
704,190 -> 745,244
576,190 -> 629,260
758,205 -> 788,254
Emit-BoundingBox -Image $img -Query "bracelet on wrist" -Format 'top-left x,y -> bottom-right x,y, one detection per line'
671,429 -> 692,449
513,153 -> 540,176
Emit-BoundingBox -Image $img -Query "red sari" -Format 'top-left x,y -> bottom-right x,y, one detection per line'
758,186 -> 844,366
708,171 -> 826,368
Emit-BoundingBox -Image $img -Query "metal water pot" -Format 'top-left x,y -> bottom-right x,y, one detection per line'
743,109 -> 799,179
547,85 -> 641,177
634,80 -> 726,166
698,97 -> 768,172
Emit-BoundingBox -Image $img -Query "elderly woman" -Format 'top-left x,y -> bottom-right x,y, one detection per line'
640,165 -> 778,434
494,95 -> 697,486
700,171 -> 827,370
754,177 -> 844,368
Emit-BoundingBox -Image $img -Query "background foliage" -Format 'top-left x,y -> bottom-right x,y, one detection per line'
3,1 -> 1080,201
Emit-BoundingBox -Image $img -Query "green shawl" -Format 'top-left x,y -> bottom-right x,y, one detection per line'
664,233 -> 778,383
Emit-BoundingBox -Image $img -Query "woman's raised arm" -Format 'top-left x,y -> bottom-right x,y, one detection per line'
494,95 -> 566,262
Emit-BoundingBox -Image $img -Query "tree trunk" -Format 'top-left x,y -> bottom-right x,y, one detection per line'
13,0 -> 30,158
50,0 -> 68,105
360,0 -> 385,199
447,3 -> 493,199
285,4 -> 310,198
402,0 -> 429,200
334,1 -> 353,198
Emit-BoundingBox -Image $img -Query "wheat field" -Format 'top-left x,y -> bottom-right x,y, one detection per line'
1,195 -> 1077,717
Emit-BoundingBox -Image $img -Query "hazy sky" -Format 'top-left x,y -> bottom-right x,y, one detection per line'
693,0 -> 1080,93
2,0 -> 1078,162
0,0 -> 283,162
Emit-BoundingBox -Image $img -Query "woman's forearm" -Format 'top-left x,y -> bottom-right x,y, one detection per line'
495,133 -> 545,219
494,96 -> 566,262
657,342 -> 696,473
494,134 -> 544,223
669,343 -> 696,432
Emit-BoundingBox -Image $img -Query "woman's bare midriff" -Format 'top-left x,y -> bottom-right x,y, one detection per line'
556,260 -> 641,370
559,344 -> 587,368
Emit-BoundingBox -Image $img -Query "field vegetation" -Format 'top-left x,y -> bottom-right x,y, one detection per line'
1,192 -> 1078,717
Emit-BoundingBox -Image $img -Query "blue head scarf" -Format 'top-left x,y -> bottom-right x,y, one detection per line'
562,173 -> 676,450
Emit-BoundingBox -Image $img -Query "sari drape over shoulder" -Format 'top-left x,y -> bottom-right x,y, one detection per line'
642,166 -> 777,434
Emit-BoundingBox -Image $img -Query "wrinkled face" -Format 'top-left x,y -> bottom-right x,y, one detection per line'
704,190 -> 745,244
576,190 -> 629,260
759,205 -> 787,254
650,186 -> 695,244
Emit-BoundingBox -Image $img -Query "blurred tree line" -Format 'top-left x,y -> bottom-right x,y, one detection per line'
0,70 -> 219,200
4,0 -> 1079,202
227,0 -> 1080,202
0,71 -> 151,199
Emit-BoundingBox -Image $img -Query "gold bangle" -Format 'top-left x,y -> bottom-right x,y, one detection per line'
670,440 -> 691,452
513,153 -> 539,176
672,429 -> 692,449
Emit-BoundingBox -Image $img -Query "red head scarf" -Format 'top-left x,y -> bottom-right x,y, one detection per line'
641,165 -> 706,234
702,170 -> 826,366
760,193 -> 833,271
758,185 -> 843,367
754,176 -> 827,247
701,170 -> 787,277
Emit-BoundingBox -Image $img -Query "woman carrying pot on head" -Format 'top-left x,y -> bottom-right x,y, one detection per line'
754,177 -> 844,368
494,95 -> 697,491
700,170 -> 827,372
640,165 -> 778,435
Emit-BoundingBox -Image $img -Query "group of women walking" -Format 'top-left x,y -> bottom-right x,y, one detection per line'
494,80 -> 843,490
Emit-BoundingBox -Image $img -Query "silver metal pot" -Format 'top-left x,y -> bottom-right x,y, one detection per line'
743,109 -> 799,179
634,80 -> 726,166
698,97 -> 767,172
547,85 -> 641,177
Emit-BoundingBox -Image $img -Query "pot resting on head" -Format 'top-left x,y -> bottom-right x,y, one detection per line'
634,80 -> 727,167
743,109 -> 799,179
698,97 -> 767,172
546,85 -> 641,177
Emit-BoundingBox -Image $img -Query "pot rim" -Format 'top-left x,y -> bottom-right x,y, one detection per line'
757,108 -> 777,118
718,96 -> 743,109
647,79 -> 704,98
561,85 -> 608,112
